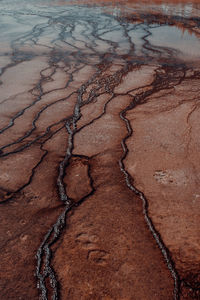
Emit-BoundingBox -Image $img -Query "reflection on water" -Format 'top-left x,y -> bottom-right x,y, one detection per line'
1,0 -> 200,15
0,0 -> 200,64
149,25 -> 200,59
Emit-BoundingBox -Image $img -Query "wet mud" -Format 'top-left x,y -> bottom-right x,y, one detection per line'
0,1 -> 200,299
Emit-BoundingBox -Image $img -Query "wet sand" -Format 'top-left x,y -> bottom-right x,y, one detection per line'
0,1 -> 199,299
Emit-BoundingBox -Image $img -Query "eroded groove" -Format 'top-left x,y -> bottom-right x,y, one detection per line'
119,103 -> 180,300
1,2 -> 200,299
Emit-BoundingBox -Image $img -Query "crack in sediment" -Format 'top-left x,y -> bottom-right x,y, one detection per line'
35,60 -> 122,299
116,63 -> 195,300
1,3 -> 200,299
119,100 -> 180,300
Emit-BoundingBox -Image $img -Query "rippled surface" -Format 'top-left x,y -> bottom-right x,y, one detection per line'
0,1 -> 200,300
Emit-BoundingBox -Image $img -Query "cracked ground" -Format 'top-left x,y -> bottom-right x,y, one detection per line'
0,0 -> 200,299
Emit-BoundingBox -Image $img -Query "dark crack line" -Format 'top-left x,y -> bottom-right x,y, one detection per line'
117,64 -> 191,300
119,108 -> 180,300
1,5 -> 200,299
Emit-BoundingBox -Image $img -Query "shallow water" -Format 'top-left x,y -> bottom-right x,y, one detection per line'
149,25 -> 200,59
1,0 -> 200,62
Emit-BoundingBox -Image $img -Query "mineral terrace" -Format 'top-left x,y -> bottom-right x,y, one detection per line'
0,0 -> 199,299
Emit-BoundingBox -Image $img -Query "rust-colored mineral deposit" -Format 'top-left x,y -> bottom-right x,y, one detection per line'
0,0 -> 199,299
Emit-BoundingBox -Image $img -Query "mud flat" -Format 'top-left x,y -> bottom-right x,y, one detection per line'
0,1 -> 199,299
